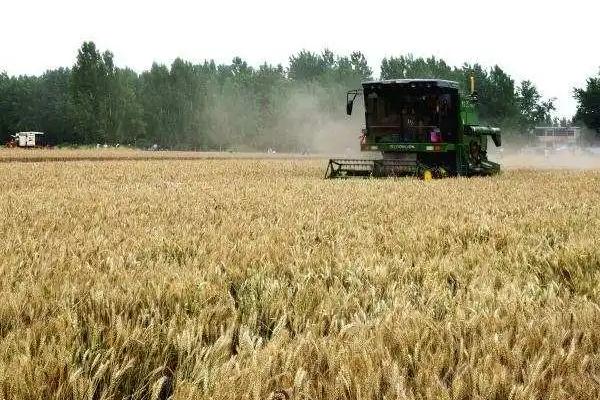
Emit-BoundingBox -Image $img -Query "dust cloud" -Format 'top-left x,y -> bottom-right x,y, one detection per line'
490,150 -> 600,170
488,130 -> 600,170
270,87 -> 365,156
210,86 -> 600,170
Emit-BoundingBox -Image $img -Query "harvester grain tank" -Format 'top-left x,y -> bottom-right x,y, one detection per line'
325,78 -> 502,178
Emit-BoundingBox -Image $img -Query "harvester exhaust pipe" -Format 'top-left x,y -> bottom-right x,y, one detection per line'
469,75 -> 479,103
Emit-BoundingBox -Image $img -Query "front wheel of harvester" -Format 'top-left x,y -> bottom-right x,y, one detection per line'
469,141 -> 482,164
423,169 -> 433,181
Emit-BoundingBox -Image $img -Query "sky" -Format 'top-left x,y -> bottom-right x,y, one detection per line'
0,0 -> 597,118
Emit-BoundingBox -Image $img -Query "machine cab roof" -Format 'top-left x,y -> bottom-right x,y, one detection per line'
361,79 -> 460,90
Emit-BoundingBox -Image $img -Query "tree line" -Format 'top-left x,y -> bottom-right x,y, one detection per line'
1,41 -> 597,150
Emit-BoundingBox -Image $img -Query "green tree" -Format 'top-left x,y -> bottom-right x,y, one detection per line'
381,55 -> 461,82
574,70 -> 600,136
37,68 -> 75,144
0,72 -> 9,142
140,63 -> 172,146
107,68 -> 145,144
483,66 -> 519,127
288,50 -> 329,82
516,80 -> 555,130
251,63 -> 287,149
71,41 -> 113,143
0,74 -> 43,140
170,58 -> 204,148
350,52 -> 372,80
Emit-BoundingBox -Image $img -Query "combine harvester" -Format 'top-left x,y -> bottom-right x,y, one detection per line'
326,78 -> 502,178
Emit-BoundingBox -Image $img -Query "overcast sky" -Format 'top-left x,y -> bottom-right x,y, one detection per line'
1,0 -> 597,117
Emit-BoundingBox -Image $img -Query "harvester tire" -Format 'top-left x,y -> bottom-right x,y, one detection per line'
469,141 -> 482,164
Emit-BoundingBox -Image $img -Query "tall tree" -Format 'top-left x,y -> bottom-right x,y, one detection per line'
37,68 -> 74,144
516,80 -> 555,130
0,72 -> 9,143
288,50 -> 329,82
0,74 -> 43,140
381,55 -> 461,82
71,41 -> 113,143
140,63 -> 172,146
574,70 -> 600,136
483,66 -> 519,127
106,68 -> 145,144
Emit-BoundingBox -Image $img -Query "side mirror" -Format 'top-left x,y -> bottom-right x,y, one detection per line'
346,89 -> 359,116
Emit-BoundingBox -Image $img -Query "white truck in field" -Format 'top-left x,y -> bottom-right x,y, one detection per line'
7,132 -> 44,147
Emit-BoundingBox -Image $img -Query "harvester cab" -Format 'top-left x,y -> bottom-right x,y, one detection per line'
325,78 -> 502,178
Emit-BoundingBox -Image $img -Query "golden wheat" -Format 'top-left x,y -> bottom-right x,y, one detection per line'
0,148 -> 317,163
0,151 -> 599,399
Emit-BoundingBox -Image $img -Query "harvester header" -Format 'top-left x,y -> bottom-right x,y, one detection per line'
326,78 -> 502,178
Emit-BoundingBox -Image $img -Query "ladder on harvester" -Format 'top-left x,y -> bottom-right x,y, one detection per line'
325,158 -> 427,179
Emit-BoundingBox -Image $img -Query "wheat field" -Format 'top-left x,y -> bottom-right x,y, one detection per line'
1,151 -> 600,399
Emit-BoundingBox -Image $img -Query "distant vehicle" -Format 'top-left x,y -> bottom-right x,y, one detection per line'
6,132 -> 45,148
533,126 -> 582,150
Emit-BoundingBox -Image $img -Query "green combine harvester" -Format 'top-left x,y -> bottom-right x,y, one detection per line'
325,77 -> 502,178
